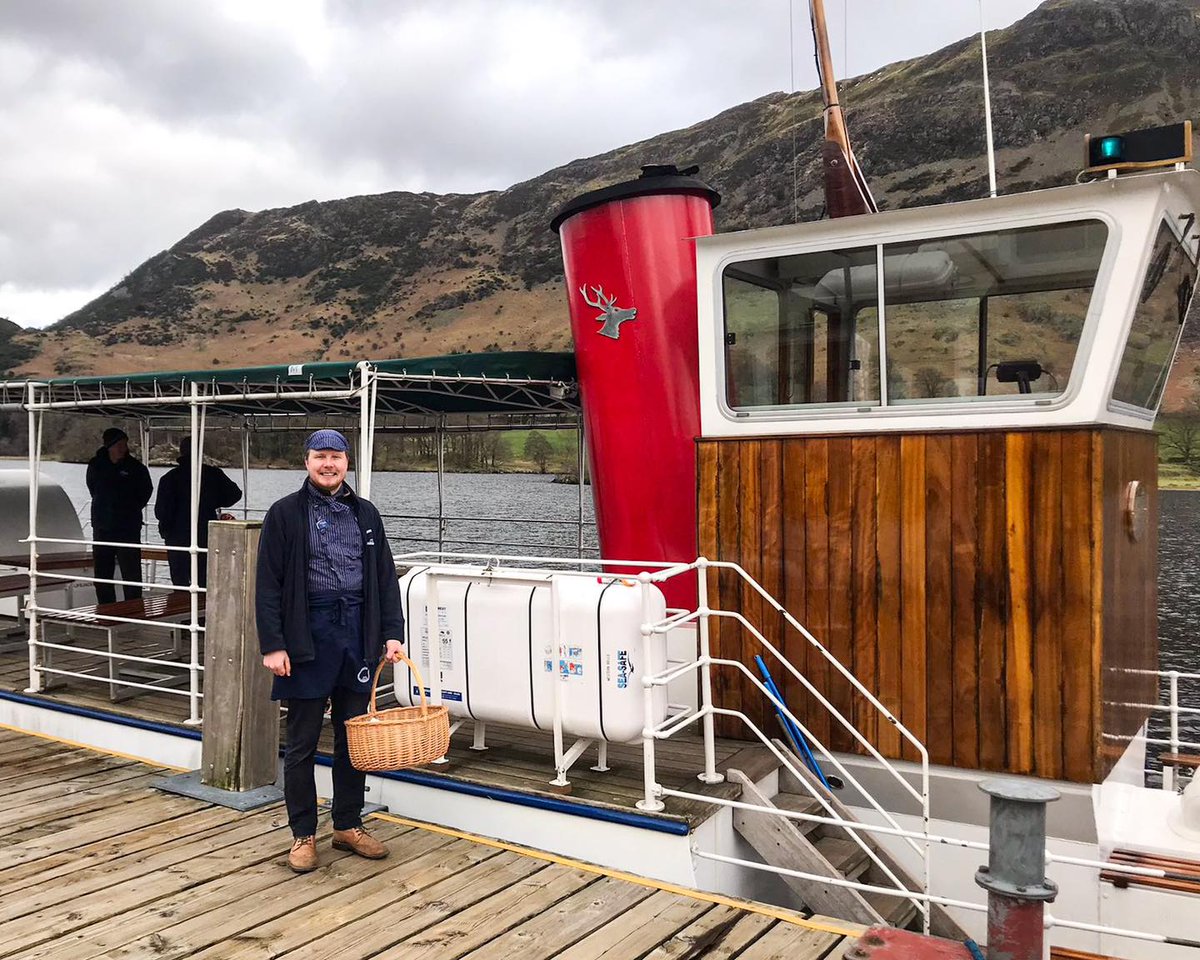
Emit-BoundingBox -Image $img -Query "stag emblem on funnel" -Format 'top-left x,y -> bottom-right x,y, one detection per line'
580,285 -> 637,340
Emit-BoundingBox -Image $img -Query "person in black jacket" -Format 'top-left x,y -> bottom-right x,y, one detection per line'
256,428 -> 404,874
86,427 -> 153,604
154,439 -> 243,589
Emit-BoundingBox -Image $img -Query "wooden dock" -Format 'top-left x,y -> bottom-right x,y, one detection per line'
0,727 -> 866,960
0,639 -> 771,827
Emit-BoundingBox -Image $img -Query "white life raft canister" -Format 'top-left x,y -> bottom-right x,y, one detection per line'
394,566 -> 669,743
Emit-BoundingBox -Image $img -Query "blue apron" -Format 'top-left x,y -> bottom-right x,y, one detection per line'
271,592 -> 372,701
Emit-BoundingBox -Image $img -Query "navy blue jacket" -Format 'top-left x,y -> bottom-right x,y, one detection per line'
255,480 -> 403,665
86,447 -> 153,540
155,456 -> 242,547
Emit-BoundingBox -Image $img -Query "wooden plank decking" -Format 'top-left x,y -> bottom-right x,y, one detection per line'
0,641 -> 774,827
0,728 -> 865,960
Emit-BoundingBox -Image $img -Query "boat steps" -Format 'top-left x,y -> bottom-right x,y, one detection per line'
727,743 -> 968,939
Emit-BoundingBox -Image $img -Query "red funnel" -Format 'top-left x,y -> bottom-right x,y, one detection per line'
552,165 -> 719,608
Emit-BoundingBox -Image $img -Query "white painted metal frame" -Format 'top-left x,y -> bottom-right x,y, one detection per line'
696,168 -> 1200,438
634,557 -> 932,931
20,369 -> 376,722
1107,666 -> 1200,790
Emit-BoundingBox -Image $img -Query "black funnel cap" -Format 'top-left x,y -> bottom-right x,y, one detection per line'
550,164 -> 720,233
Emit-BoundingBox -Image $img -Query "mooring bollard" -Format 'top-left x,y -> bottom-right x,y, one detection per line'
201,520 -> 279,793
975,779 -> 1060,960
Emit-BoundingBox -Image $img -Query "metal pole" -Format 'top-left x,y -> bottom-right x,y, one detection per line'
186,383 -> 202,725
550,577 -> 569,787
696,557 -> 723,784
436,417 -> 445,556
356,362 -> 373,500
425,575 -> 444,707
975,779 -> 1059,960
241,421 -> 250,520
25,384 -> 41,693
140,420 -> 154,584
1168,671 -> 1181,790
576,416 -> 585,559
637,573 -> 665,811
979,0 -> 999,198
425,571 -> 448,766
139,419 -> 150,532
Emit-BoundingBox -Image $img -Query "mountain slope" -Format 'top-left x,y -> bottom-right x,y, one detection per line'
12,0 -> 1200,384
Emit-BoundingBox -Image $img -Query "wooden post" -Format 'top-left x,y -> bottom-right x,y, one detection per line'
201,520 -> 278,792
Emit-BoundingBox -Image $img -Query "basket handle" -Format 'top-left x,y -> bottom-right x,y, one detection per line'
369,649 -> 429,716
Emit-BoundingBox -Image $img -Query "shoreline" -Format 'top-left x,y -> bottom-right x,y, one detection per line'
0,455 -> 569,477
0,455 -> 1193,489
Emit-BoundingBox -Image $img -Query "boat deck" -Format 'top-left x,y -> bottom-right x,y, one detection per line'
0,728 -> 867,960
0,636 -> 772,828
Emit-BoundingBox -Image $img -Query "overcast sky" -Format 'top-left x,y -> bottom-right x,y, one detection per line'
0,0 -> 1045,330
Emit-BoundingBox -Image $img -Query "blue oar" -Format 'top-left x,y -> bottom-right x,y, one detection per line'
754,655 -> 832,790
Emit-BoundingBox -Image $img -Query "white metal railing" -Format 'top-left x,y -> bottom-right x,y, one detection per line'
22,533 -> 207,723
633,557 -> 932,933
1106,667 -> 1200,790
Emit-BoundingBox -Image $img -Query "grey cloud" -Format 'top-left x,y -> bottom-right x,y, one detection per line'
0,0 -> 306,121
0,0 -> 1045,327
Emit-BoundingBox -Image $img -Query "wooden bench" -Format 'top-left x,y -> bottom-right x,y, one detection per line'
1101,848 -> 1200,895
39,592 -> 205,702
1161,752 -> 1200,771
0,553 -> 94,646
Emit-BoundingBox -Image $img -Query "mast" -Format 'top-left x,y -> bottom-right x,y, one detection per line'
809,0 -> 877,217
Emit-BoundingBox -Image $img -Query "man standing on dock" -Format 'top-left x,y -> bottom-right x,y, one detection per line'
256,429 -> 405,874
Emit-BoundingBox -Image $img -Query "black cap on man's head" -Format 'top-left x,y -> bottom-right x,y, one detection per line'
102,427 -> 128,449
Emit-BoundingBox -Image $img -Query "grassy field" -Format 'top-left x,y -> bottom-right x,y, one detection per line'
1160,462 -> 1200,490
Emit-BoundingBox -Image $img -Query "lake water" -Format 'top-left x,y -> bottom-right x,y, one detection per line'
1155,491 -> 1200,756
29,461 -> 600,560
19,462 -> 1200,762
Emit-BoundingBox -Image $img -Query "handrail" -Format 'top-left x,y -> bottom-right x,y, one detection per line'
635,558 -> 932,932
1108,667 -> 1200,789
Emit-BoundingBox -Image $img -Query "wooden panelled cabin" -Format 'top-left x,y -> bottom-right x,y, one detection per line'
691,169 -> 1199,785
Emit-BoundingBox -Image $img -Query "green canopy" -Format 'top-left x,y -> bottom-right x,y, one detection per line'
7,351 -> 579,419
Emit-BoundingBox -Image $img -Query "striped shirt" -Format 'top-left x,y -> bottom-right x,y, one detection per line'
305,480 -> 363,595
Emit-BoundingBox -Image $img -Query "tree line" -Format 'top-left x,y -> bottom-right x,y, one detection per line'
0,411 -> 578,475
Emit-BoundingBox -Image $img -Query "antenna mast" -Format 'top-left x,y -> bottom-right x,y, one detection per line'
979,0 -> 998,197
809,0 -> 877,217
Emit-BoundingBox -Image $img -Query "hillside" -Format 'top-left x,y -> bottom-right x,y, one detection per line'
9,0 -> 1200,412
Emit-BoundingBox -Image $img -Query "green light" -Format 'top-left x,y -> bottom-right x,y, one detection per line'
1097,136 -> 1124,161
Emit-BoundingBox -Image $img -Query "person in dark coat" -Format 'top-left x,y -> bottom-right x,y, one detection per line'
85,427 -> 153,604
154,439 -> 243,589
256,428 -> 405,874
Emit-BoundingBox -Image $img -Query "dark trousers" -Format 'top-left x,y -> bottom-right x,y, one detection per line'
93,544 -> 143,604
167,546 -> 207,589
283,688 -> 370,838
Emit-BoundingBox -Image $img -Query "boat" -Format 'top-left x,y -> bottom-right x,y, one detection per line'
2,4 -> 1199,957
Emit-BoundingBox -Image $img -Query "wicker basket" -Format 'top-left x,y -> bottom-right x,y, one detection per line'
345,651 -> 450,771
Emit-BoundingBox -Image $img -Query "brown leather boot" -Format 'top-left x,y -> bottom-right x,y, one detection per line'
331,825 -> 389,859
288,835 -> 318,873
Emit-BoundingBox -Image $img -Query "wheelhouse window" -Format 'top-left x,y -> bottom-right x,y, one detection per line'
721,220 -> 1108,414
883,221 -> 1107,403
723,246 -> 880,410
1111,221 -> 1197,411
